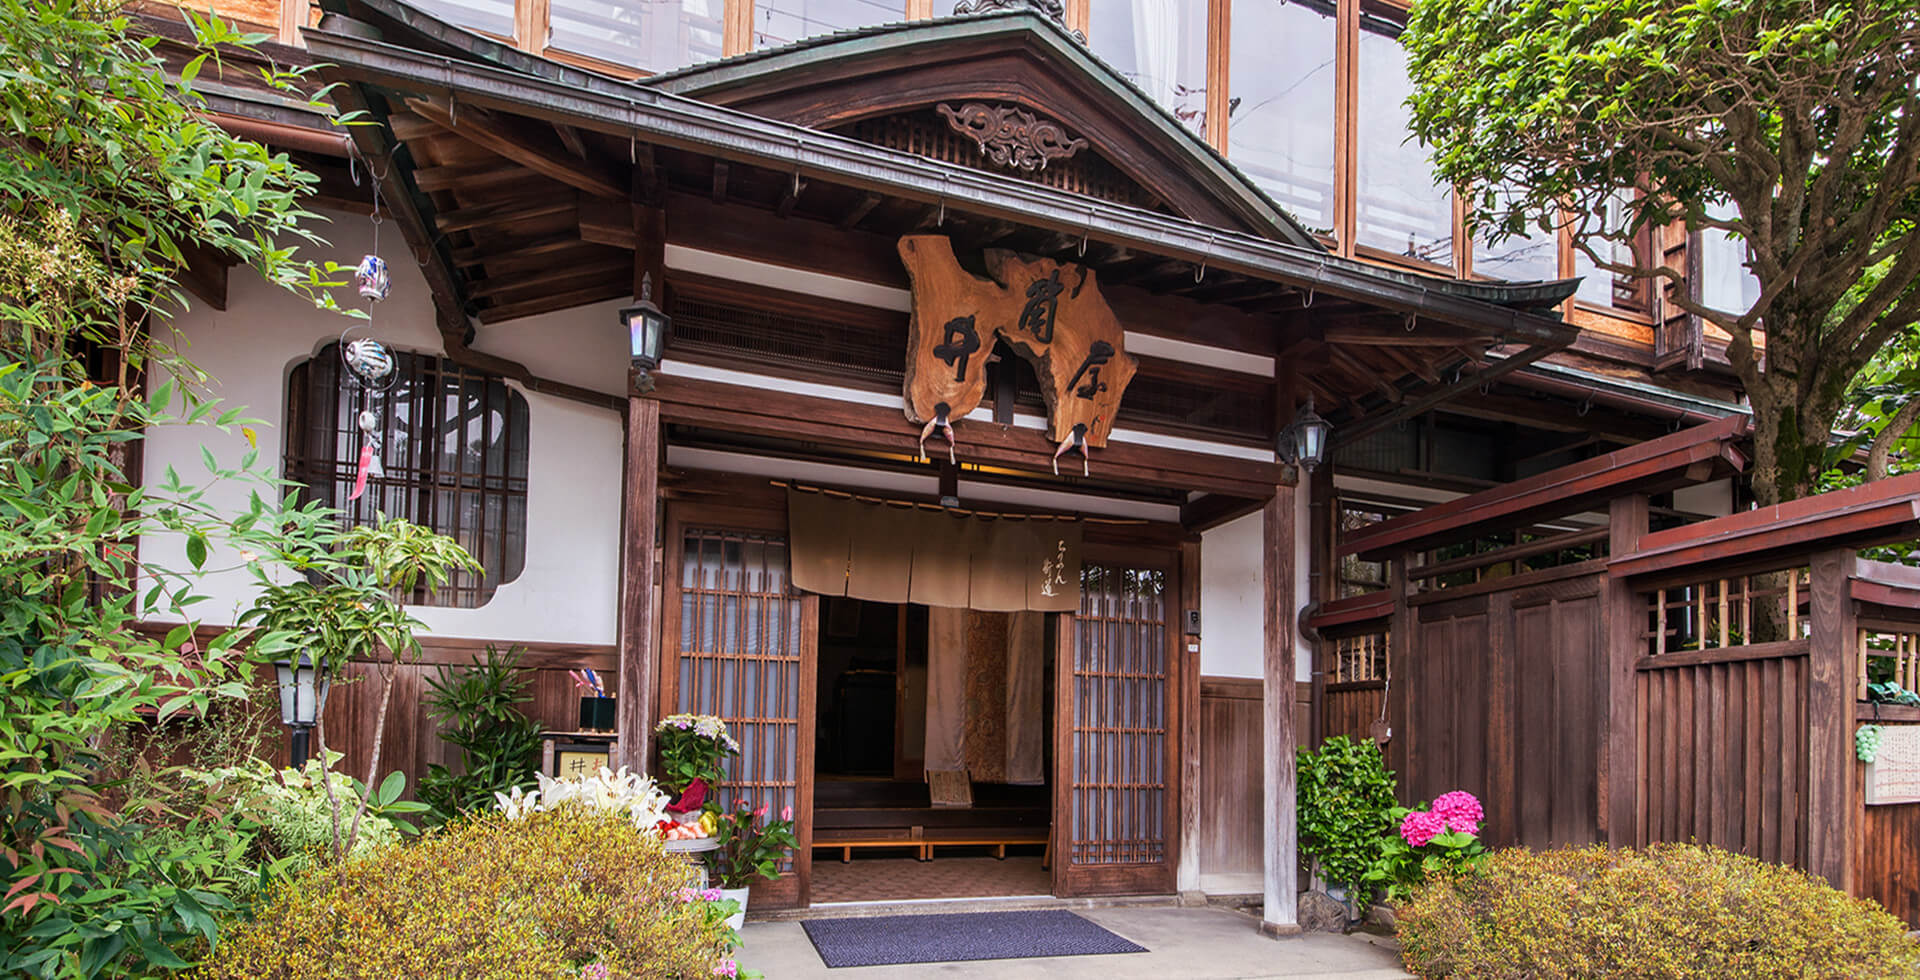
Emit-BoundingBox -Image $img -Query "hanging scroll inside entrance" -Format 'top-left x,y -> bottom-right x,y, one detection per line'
898,234 -> 1137,460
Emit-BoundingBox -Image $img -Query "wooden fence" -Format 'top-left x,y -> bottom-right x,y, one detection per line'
1321,418 -> 1920,924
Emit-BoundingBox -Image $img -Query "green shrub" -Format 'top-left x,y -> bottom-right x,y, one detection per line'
419,644 -> 545,826
1296,735 -> 1398,897
195,806 -> 739,980
1398,843 -> 1920,980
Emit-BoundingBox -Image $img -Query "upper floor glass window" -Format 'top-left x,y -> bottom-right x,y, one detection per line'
409,0 -> 515,38
1089,0 -> 1211,136
549,0 -> 724,70
754,0 -> 906,47
1226,0 -> 1337,235
286,344 -> 530,609
1698,201 -> 1761,316
1471,186 -> 1559,282
1573,189 -> 1648,312
1354,17 -> 1452,267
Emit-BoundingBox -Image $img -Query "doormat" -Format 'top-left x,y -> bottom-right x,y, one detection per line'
800,909 -> 1146,967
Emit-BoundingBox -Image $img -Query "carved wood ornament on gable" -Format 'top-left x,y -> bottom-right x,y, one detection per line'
898,234 -> 1137,474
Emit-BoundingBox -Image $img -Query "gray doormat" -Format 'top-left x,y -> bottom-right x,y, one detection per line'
800,909 -> 1147,967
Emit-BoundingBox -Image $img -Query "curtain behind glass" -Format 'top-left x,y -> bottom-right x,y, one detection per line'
1089,0 -> 1209,136
1355,22 -> 1452,266
1698,201 -> 1761,316
1226,0 -> 1337,234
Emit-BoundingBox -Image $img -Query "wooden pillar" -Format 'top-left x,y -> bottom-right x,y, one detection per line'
616,194 -> 667,772
615,396 -> 660,771
1808,548 -> 1858,888
1262,481 -> 1301,936
1178,538 -> 1204,896
1386,552 -> 1412,800
1603,493 -> 1649,845
1306,462 -> 1335,747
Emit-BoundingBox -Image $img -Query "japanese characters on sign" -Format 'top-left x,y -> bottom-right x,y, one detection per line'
898,234 -> 1137,453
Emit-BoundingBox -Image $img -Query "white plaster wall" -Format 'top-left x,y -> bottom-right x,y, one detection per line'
1201,511 -> 1263,678
1674,478 -> 1735,518
141,213 -> 624,644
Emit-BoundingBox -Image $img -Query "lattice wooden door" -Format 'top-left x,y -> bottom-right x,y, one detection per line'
661,518 -> 816,908
1054,561 -> 1179,896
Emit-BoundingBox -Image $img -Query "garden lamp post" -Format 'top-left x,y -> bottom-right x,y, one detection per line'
276,654 -> 328,768
621,272 -> 671,394
1278,396 -> 1332,472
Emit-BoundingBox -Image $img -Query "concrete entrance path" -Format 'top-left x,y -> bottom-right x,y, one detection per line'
737,905 -> 1413,979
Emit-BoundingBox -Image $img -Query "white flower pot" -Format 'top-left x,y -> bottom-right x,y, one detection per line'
719,886 -> 749,931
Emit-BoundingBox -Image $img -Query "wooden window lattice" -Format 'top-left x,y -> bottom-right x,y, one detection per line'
1332,630 -> 1389,684
1642,569 -> 1811,656
1069,564 -> 1170,866
286,343 -> 528,608
676,528 -> 803,870
1859,626 -> 1920,702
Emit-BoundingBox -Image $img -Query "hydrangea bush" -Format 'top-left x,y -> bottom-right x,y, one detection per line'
1364,789 -> 1488,902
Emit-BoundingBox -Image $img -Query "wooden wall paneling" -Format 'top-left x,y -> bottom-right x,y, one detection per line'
1485,586 -> 1516,847
616,395 -> 661,771
1179,539 -> 1204,894
1261,483 -> 1300,934
1197,677 -> 1263,881
1808,548 -> 1857,889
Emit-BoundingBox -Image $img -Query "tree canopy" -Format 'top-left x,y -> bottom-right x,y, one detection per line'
1401,0 -> 1920,503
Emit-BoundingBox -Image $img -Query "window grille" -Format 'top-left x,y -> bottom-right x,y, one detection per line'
285,343 -> 529,608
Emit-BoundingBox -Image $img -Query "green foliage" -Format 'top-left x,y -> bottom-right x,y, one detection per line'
707,801 -> 799,890
419,646 -> 545,826
1401,0 -> 1920,505
1397,844 -> 1920,980
1295,736 -> 1398,897
1363,809 -> 1488,903
194,806 -> 743,980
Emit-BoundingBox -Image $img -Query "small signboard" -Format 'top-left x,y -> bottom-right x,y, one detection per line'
1865,725 -> 1920,805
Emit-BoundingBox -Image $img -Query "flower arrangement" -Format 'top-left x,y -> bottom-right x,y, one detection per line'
496,765 -> 671,833
657,714 -> 740,813
706,800 -> 799,890
1363,788 -> 1488,902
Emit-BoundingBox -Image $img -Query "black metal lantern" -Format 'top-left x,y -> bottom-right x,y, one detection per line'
620,272 -> 671,393
1278,396 -> 1333,472
275,654 -> 329,768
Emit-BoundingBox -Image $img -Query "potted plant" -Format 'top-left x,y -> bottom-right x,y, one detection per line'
655,713 -> 739,832
706,801 -> 798,929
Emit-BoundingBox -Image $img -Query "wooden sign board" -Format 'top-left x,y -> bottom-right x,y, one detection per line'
899,234 -> 1136,447
1866,724 -> 1920,805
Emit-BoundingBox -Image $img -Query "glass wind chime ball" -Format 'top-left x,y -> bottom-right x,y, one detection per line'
355,254 -> 391,301
343,337 -> 395,386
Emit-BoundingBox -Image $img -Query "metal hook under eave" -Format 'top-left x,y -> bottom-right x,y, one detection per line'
1404,312 -> 1417,332
630,132 -> 636,164
1302,288 -> 1314,308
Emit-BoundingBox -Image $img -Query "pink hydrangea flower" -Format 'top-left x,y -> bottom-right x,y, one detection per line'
1400,808 -> 1447,848
702,888 -> 722,902
581,963 -> 609,980
713,959 -> 738,978
674,887 -> 698,903
1432,791 -> 1484,834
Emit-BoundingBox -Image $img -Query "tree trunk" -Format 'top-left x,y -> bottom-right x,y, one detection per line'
1746,374 -> 1835,508
1867,398 -> 1920,481
346,657 -> 400,851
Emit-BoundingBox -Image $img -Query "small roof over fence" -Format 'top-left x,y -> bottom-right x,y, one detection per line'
1341,415 -> 1751,561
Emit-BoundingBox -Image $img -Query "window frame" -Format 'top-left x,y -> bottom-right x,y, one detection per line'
284,343 -> 532,609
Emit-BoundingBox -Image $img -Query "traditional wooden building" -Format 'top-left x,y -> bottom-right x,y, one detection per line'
139,0 -> 1920,933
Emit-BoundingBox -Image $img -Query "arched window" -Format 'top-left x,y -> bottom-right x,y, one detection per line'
286,344 -> 529,608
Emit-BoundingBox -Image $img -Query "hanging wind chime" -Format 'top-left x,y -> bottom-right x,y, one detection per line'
342,157 -> 398,503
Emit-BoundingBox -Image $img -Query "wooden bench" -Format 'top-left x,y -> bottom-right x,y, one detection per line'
812,826 -> 1051,866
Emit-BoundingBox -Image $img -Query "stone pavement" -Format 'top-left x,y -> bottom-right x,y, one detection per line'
738,904 -> 1414,979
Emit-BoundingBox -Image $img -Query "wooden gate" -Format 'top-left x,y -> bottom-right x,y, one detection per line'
660,508 -> 816,908
1055,558 -> 1179,896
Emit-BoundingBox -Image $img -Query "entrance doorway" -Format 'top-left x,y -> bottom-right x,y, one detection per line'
810,598 -> 1055,903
